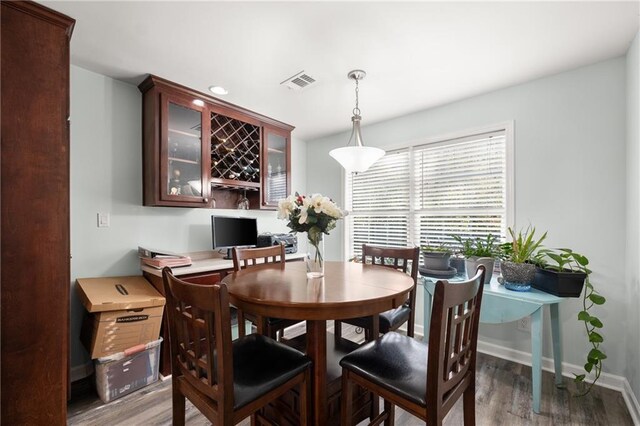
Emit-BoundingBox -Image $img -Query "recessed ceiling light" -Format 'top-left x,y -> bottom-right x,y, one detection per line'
209,85 -> 229,95
192,99 -> 205,107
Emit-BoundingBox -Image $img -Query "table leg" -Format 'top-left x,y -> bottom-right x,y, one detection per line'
531,307 -> 543,413
307,320 -> 327,426
423,285 -> 432,341
550,303 -> 564,388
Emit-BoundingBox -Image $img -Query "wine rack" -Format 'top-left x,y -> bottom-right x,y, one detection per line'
210,112 -> 261,189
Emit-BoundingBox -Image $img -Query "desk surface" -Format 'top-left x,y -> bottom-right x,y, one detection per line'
140,250 -> 306,277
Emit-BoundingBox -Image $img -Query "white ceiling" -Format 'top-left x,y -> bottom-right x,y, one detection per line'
44,1 -> 639,141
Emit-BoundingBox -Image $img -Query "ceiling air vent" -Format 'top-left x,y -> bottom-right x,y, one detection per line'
280,70 -> 316,91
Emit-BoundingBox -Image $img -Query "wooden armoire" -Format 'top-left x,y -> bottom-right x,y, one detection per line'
1,1 -> 75,423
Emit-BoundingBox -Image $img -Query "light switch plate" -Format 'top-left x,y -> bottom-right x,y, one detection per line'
97,212 -> 110,228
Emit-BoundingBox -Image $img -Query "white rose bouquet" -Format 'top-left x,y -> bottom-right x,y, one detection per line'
278,193 -> 347,276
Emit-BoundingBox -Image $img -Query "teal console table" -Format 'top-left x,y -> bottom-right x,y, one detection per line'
421,276 -> 565,413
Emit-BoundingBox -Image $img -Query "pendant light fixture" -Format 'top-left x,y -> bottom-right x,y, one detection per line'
329,70 -> 385,173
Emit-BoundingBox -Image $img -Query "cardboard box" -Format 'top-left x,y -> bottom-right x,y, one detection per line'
76,276 -> 165,359
95,338 -> 162,403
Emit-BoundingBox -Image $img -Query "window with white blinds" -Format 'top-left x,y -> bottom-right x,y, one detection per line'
346,150 -> 411,259
346,127 -> 512,258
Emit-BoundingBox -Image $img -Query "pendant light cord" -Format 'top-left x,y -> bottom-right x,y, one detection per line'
353,77 -> 361,117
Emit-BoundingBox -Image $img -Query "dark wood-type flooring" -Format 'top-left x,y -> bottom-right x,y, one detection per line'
68,325 -> 633,425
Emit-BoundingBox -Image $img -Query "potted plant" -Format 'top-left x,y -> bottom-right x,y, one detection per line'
534,248 -> 606,394
451,234 -> 500,283
533,248 -> 587,297
498,227 -> 547,292
420,242 -> 452,271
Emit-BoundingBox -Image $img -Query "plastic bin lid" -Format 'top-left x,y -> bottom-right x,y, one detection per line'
76,276 -> 165,313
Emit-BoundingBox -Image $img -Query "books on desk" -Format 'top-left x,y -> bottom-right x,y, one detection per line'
138,246 -> 192,269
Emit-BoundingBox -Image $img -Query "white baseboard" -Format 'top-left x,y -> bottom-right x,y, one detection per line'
623,379 -> 640,426
70,361 -> 94,382
475,340 -> 624,390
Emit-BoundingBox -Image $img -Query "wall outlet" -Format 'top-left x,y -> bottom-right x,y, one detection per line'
517,316 -> 531,332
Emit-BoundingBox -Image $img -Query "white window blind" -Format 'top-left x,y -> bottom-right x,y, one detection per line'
346,150 -> 410,259
346,128 -> 510,258
413,131 -> 507,247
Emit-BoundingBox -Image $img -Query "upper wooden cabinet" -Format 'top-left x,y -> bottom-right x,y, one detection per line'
139,76 -> 293,209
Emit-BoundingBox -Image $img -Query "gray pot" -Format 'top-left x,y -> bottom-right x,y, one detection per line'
465,257 -> 494,284
449,256 -> 466,275
422,251 -> 451,271
501,261 -> 536,284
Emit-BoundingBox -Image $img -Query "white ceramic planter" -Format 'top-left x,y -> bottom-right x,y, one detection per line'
465,256 -> 494,283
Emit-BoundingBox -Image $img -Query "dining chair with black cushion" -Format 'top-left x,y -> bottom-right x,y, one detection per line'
340,265 -> 486,426
335,244 -> 420,343
162,267 -> 311,426
232,244 -> 303,340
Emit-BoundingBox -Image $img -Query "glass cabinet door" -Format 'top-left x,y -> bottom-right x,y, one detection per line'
262,126 -> 290,207
161,94 -> 209,205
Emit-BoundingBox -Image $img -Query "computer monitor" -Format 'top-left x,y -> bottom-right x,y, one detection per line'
211,216 -> 258,259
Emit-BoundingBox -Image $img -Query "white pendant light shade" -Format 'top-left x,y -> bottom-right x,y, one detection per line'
329,146 -> 385,173
330,69 -> 385,174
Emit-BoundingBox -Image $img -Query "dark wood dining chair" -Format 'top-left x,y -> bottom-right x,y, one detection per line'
232,244 -> 303,340
335,244 -> 420,343
340,265 -> 486,426
162,267 -> 311,426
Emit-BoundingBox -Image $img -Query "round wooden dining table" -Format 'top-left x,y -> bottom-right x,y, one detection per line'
222,260 -> 415,426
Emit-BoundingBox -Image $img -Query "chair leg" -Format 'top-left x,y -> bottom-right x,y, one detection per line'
370,391 -> 379,422
341,369 -> 353,426
407,315 -> 415,338
383,399 -> 395,426
266,323 -> 277,340
334,320 -> 342,343
171,380 -> 185,426
238,310 -> 246,338
463,381 -> 476,426
299,369 -> 310,426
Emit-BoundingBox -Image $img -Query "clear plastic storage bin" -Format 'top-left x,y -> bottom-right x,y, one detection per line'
94,338 -> 162,403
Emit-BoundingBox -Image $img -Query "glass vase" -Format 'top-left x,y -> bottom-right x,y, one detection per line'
306,235 -> 324,278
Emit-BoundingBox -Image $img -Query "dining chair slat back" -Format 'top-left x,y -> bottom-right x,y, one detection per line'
232,244 -> 300,340
339,265 -> 486,426
335,244 -> 420,342
162,267 -> 312,425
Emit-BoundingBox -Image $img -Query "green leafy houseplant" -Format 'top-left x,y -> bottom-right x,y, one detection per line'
535,248 -> 606,395
498,227 -> 547,291
451,234 -> 500,258
501,226 -> 547,263
420,242 -> 451,253
451,234 -> 501,282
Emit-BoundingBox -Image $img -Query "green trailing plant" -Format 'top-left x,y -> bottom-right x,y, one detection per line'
451,234 -> 500,258
536,248 -> 606,395
500,226 -> 547,263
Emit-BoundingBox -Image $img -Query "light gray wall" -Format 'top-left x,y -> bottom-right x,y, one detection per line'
70,66 -> 307,370
625,31 -> 640,401
308,58 -> 628,378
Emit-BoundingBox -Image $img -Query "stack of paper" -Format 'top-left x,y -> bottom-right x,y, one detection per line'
138,246 -> 192,269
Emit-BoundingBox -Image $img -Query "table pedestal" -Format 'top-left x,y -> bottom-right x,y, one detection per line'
260,330 -> 374,426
